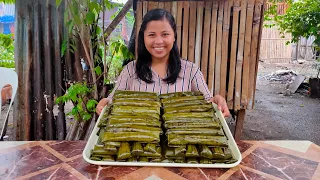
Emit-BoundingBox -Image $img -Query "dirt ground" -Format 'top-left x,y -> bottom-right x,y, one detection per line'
1,61 -> 319,144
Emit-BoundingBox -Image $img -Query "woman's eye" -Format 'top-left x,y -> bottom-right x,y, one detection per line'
163,34 -> 169,36
149,34 -> 155,37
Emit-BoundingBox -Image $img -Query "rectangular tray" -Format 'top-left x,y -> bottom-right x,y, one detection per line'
83,103 -> 242,168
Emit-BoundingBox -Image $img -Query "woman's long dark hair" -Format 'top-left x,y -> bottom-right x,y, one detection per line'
136,8 -> 181,84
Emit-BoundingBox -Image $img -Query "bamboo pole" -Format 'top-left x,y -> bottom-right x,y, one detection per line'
208,1 -> 218,94
181,1 -> 189,59
194,1 -> 204,67
176,1 -> 183,53
188,1 -> 197,63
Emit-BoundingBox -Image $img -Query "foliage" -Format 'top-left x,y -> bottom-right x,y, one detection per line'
56,0 -> 134,126
0,34 -> 14,68
0,0 -> 15,4
56,83 -> 98,121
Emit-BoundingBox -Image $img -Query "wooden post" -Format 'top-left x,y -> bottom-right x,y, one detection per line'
234,109 -> 246,140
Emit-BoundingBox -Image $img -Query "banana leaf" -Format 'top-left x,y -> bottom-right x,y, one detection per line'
167,129 -> 224,136
161,159 -> 175,163
199,145 -> 213,159
117,142 -> 132,160
132,142 -> 143,156
90,157 -> 102,161
127,157 -> 138,162
97,128 -> 106,145
163,104 -> 213,114
138,157 -> 149,162
144,143 -> 157,153
165,122 -> 221,129
98,121 -> 108,128
108,118 -> 161,127
167,134 -> 228,146
185,145 -> 199,157
161,96 -> 204,104
110,112 -> 160,120
212,147 -> 226,159
160,91 -> 203,99
105,145 -> 117,153
139,147 -> 162,158
187,157 -> 198,164
102,132 -> 160,143
108,115 -> 159,122
162,99 -> 209,108
104,141 -> 121,147
174,159 -> 186,163
150,158 -> 162,162
92,145 -> 117,155
211,159 -> 237,164
106,126 -> 162,135
163,112 -> 214,121
224,148 -> 233,160
200,158 -> 212,164
113,99 -> 161,107
102,155 -> 115,162
114,96 -> 160,101
174,146 -> 186,156
114,90 -> 158,97
165,147 -> 175,158
163,117 -> 215,123
112,105 -> 160,115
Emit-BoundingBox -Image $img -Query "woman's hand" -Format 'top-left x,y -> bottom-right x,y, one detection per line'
209,95 -> 230,117
96,98 -> 109,115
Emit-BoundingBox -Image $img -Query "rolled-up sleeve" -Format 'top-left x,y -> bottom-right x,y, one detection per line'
191,67 -> 212,101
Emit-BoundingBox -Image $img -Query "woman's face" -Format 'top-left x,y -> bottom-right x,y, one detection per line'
144,19 -> 175,62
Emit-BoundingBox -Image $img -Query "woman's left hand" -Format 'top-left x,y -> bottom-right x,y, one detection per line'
209,95 -> 230,117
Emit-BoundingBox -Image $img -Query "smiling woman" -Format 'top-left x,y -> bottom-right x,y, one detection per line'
96,9 -> 230,117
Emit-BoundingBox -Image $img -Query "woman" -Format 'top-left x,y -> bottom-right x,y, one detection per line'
96,9 -> 230,117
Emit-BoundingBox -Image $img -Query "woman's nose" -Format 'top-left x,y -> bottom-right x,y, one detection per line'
154,36 -> 164,44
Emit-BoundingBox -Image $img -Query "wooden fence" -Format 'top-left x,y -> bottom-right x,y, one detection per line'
259,25 -> 292,63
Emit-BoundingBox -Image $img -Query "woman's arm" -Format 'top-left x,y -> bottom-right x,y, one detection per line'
191,67 -> 230,117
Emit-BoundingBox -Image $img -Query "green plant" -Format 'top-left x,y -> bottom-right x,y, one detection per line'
55,0 -> 134,139
0,34 -> 14,68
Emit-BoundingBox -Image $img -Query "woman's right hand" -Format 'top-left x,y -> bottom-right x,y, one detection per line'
96,98 -> 109,115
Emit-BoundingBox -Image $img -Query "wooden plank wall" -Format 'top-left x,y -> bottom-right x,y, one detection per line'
136,0 -> 265,110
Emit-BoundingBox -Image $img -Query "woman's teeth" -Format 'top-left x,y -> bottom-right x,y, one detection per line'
154,47 -> 164,50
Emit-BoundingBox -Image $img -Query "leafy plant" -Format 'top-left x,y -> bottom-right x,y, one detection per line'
0,34 -> 14,68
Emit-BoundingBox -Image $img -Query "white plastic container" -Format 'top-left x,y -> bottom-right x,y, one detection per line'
83,103 -> 242,168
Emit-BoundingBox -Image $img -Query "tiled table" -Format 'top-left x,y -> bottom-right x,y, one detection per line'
0,140 -> 319,180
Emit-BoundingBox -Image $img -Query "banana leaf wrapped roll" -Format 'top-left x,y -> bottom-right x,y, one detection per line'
127,157 -> 138,162
160,91 -> 203,99
163,104 -> 213,114
162,100 -> 209,108
211,159 -> 237,164
161,159 -> 175,163
132,142 -> 143,156
97,128 -> 106,145
98,121 -> 108,128
115,96 -> 160,101
174,159 -> 186,163
225,159 -> 238,164
185,145 -> 199,157
105,145 -> 117,153
90,157 -> 102,161
174,146 -> 186,156
113,99 -> 161,107
167,134 -> 228,146
163,112 -> 214,121
165,147 -> 175,158
165,122 -> 221,129
104,141 -> 121,147
224,148 -> 233,160
144,143 -> 157,153
102,132 -> 160,143
102,155 -> 115,162
167,129 -> 224,136
112,105 -> 160,115
108,118 -> 161,127
199,145 -> 213,159
139,147 -> 162,158
212,147 -> 226,159
108,115 -> 159,122
138,157 -> 149,162
114,90 -> 158,97
92,145 -> 117,155
117,142 -> 132,160
200,158 -> 212,164
187,157 -> 198,164
106,126 -> 163,135
150,158 -> 162,162
110,112 -> 160,120
161,96 -> 204,104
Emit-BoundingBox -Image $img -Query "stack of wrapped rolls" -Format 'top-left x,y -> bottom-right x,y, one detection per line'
160,92 -> 236,164
90,90 -> 162,162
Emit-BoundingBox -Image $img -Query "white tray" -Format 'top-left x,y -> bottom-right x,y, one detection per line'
83,103 -> 242,168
